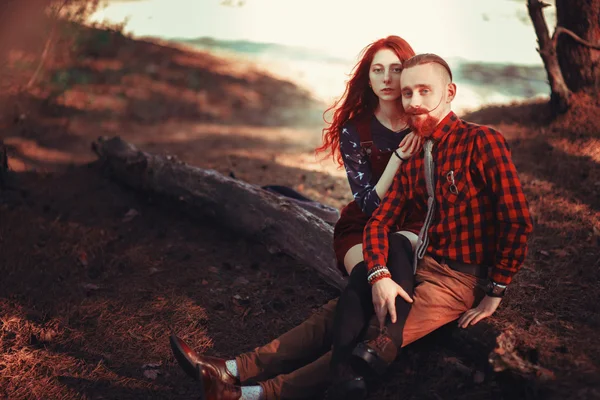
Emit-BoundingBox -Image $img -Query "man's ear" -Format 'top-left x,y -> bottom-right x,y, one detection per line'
446,82 -> 457,103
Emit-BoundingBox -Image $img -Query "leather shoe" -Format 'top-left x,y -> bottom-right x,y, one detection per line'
197,364 -> 242,400
326,363 -> 367,400
170,334 -> 240,387
351,333 -> 398,375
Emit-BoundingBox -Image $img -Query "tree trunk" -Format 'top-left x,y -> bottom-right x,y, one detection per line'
527,0 -> 571,113
555,0 -> 600,95
91,136 -> 347,290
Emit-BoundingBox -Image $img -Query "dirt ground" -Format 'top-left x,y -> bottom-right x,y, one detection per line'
1,25 -> 599,400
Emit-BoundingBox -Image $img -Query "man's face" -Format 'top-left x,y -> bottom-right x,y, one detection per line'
368,49 -> 403,102
400,63 -> 453,137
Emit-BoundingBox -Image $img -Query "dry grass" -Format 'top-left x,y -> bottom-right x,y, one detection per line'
0,166 -> 337,399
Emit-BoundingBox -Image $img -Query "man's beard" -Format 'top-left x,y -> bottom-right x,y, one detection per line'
406,111 -> 439,137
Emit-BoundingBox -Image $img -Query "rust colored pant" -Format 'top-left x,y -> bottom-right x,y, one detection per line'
235,256 -> 485,400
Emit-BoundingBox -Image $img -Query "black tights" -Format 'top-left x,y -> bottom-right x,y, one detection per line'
330,233 -> 415,369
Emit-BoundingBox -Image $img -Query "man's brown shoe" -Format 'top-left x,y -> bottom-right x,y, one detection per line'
351,333 -> 398,375
170,335 -> 240,387
198,364 -> 242,400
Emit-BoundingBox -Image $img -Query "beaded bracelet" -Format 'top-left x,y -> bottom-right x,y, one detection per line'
368,265 -> 388,274
366,265 -> 387,279
369,272 -> 392,285
367,269 -> 388,282
367,266 -> 391,285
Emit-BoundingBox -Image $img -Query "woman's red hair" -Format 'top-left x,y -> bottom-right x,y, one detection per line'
316,36 -> 415,166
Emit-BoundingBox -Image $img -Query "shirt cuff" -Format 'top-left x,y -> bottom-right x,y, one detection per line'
490,268 -> 513,286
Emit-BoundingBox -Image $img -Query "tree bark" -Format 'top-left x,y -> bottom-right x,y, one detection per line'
91,136 -> 346,290
527,0 -> 571,113
555,0 -> 600,94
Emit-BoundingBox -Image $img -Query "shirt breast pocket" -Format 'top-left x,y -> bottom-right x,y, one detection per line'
439,167 -> 473,205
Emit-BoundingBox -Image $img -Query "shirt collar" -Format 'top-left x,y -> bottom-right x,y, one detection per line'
429,111 -> 459,142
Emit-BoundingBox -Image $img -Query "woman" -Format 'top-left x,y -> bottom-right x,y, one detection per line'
317,36 -> 423,277
169,36 -> 423,400
316,36 -> 424,399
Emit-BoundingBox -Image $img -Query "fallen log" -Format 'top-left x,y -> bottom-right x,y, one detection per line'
91,136 -> 346,290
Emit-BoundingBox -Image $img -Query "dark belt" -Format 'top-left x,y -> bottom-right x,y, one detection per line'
429,254 -> 489,279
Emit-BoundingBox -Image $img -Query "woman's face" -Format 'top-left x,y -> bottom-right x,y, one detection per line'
368,48 -> 403,102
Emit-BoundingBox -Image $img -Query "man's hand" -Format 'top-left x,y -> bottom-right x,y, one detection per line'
396,133 -> 423,160
372,277 -> 413,331
457,295 -> 502,328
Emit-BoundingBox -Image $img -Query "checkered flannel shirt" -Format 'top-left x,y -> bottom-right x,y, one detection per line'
363,112 -> 533,285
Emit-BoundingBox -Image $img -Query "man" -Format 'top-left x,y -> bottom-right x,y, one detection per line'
355,53 -> 533,373
170,53 -> 533,400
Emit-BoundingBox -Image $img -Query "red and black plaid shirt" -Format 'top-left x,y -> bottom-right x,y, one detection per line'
363,112 -> 533,285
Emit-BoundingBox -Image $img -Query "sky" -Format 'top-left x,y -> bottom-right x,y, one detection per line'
91,0 -> 555,65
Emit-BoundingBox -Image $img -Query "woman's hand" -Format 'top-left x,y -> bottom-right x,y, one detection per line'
372,277 -> 413,331
396,133 -> 422,160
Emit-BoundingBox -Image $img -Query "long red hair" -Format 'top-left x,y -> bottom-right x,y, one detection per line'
316,36 -> 415,166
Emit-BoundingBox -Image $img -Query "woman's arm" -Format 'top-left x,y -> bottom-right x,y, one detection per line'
340,123 -> 380,215
373,133 -> 422,200
341,125 -> 421,216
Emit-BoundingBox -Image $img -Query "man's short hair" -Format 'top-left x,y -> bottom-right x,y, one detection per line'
402,53 -> 453,82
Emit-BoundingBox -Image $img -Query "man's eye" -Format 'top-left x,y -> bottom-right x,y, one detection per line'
420,89 -> 430,95
402,92 -> 412,98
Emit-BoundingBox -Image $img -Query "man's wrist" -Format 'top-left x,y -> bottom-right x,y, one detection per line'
367,265 -> 391,286
484,280 -> 507,297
